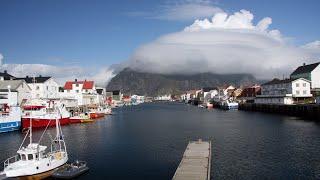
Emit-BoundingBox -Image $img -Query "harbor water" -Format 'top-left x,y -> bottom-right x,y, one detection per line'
1,102 -> 320,179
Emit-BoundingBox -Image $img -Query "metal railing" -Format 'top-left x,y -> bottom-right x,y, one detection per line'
3,155 -> 19,169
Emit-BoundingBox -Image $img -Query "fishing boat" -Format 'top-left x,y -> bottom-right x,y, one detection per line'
2,106 -> 68,179
21,99 -> 70,130
52,160 -> 89,179
0,104 -> 21,133
69,113 -> 90,124
88,106 -> 105,119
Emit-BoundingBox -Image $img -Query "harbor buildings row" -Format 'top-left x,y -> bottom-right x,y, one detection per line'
0,71 -> 146,108
179,62 -> 320,106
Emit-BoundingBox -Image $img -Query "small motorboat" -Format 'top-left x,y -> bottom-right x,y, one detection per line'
52,160 -> 89,179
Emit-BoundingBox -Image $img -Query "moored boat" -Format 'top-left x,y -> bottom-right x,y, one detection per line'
221,100 -> 239,110
69,113 -> 90,124
21,99 -> 70,130
52,160 -> 89,179
2,105 -> 68,179
0,104 -> 21,133
88,106 -> 105,119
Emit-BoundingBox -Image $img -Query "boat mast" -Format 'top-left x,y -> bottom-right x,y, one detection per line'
30,76 -> 36,144
56,104 -> 62,151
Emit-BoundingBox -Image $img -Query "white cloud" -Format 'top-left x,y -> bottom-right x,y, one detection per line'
302,40 -> 320,50
0,62 -> 115,86
127,10 -> 319,79
129,0 -> 223,21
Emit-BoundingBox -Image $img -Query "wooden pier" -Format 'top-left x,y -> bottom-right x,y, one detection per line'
239,103 -> 320,119
173,139 -> 211,180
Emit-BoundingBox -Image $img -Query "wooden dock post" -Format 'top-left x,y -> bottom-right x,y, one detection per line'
173,139 -> 211,180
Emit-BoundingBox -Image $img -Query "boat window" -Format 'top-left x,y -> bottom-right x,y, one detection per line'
28,154 -> 33,160
21,154 -> 26,161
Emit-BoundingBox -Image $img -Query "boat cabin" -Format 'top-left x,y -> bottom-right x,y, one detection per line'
17,143 -> 47,161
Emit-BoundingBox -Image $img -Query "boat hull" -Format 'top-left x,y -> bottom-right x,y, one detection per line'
17,168 -> 56,180
22,118 -> 70,129
69,118 -> 82,124
89,113 -> 104,119
0,121 -> 21,133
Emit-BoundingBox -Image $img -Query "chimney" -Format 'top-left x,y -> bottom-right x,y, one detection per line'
75,79 -> 77,82
39,75 -> 42,77
4,70 -> 7,74
26,75 -> 29,78
303,63 -> 306,66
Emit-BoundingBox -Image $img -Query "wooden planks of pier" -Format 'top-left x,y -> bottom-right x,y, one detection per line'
173,139 -> 211,180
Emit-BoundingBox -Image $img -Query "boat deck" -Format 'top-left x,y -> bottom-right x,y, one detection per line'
173,139 -> 211,180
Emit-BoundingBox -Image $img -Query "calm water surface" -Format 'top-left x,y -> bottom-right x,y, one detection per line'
1,102 -> 320,179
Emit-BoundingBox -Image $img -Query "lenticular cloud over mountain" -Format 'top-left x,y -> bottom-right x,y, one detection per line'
128,10 -> 319,79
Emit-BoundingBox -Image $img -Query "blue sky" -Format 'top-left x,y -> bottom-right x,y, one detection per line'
0,0 -> 319,66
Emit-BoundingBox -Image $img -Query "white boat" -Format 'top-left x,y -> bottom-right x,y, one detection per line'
221,100 -> 239,110
0,104 -> 21,133
2,106 -> 68,179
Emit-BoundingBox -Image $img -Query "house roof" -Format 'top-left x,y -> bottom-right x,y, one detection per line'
262,78 -> 310,86
0,80 -> 28,90
15,76 -> 51,83
202,87 -> 217,92
0,71 -> 15,80
64,80 -> 94,90
291,62 -> 320,76
262,78 -> 293,85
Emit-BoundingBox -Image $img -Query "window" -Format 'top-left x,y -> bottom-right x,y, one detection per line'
46,86 -> 48,90
296,90 -> 300,95
303,90 -> 307,95
76,90 -> 79,93
28,154 -> 33,160
76,84 -> 79,87
303,83 -> 306,87
36,86 -> 40,90
21,154 -> 26,161
296,83 -> 299,87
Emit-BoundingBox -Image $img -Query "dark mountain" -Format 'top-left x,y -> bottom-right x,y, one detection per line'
106,68 -> 259,96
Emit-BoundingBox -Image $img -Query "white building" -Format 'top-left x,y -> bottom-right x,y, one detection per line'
62,79 -> 99,106
96,87 -> 107,105
15,76 -> 59,99
0,90 -> 18,106
290,62 -> 320,89
0,80 -> 31,105
255,78 -> 312,104
155,94 -> 171,101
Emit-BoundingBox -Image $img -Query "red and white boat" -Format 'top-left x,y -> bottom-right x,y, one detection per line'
22,99 -> 70,130
88,106 -> 106,119
69,112 -> 90,123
